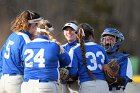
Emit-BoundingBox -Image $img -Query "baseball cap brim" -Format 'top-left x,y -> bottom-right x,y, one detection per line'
62,23 -> 78,31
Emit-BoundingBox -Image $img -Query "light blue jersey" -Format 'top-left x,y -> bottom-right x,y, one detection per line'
2,31 -> 31,75
69,41 -> 109,83
108,52 -> 132,90
21,36 -> 71,82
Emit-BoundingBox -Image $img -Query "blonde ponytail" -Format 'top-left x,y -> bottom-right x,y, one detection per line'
36,20 -> 64,53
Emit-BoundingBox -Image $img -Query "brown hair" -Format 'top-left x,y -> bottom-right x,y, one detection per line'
77,23 -> 94,51
77,23 -> 95,79
11,10 -> 41,32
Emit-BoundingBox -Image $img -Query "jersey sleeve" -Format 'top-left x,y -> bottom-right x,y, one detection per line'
66,47 -> 78,77
58,48 -> 71,67
119,57 -> 133,82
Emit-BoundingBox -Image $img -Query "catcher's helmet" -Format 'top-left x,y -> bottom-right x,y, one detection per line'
101,28 -> 124,53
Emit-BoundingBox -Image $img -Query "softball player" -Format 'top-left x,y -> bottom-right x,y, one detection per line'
61,21 -> 79,93
0,47 -> 4,93
21,20 -> 71,93
0,46 -> 4,78
69,23 -> 109,93
100,28 -> 133,93
0,10 -> 42,93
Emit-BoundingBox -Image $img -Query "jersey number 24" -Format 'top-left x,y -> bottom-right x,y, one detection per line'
24,49 -> 45,68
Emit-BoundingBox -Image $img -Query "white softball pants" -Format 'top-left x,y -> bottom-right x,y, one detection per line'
109,88 -> 124,93
21,80 -> 60,93
0,74 -> 23,93
79,80 -> 109,93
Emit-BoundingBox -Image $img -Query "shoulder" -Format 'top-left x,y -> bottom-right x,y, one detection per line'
10,32 -> 31,44
62,43 -> 68,47
71,43 -> 80,51
85,42 -> 103,48
68,44 -> 80,55
62,43 -> 68,49
117,52 -> 130,58
7,32 -> 18,39
50,41 -> 60,48
5,32 -> 21,45
16,32 -> 31,44
85,42 -> 105,51
85,42 -> 97,46
32,38 -> 60,46
115,52 -> 130,63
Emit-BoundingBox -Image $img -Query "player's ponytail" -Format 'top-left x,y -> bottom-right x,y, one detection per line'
77,28 -> 87,67
35,20 -> 63,53
36,20 -> 60,44
77,23 -> 95,79
77,23 -> 94,64
11,10 -> 42,32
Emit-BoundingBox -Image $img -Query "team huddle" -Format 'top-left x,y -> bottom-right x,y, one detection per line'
0,10 -> 133,93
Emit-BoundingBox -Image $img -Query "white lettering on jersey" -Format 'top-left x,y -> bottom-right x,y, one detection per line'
86,51 -> 105,71
4,40 -> 14,59
24,49 -> 45,68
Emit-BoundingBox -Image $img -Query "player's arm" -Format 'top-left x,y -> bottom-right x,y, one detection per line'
58,46 -> 71,67
119,57 -> 133,83
68,51 -> 78,77
110,57 -> 132,87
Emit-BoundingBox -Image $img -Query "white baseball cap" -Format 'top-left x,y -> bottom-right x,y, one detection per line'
62,22 -> 78,31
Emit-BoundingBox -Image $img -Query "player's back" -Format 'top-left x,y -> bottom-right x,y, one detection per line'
2,32 -> 30,75
22,37 -> 70,82
72,41 -> 109,83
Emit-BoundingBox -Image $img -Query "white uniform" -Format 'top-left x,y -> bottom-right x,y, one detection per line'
21,80 -> 59,93
79,80 -> 109,93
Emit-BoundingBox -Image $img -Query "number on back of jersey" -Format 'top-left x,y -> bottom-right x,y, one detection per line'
24,49 -> 45,68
